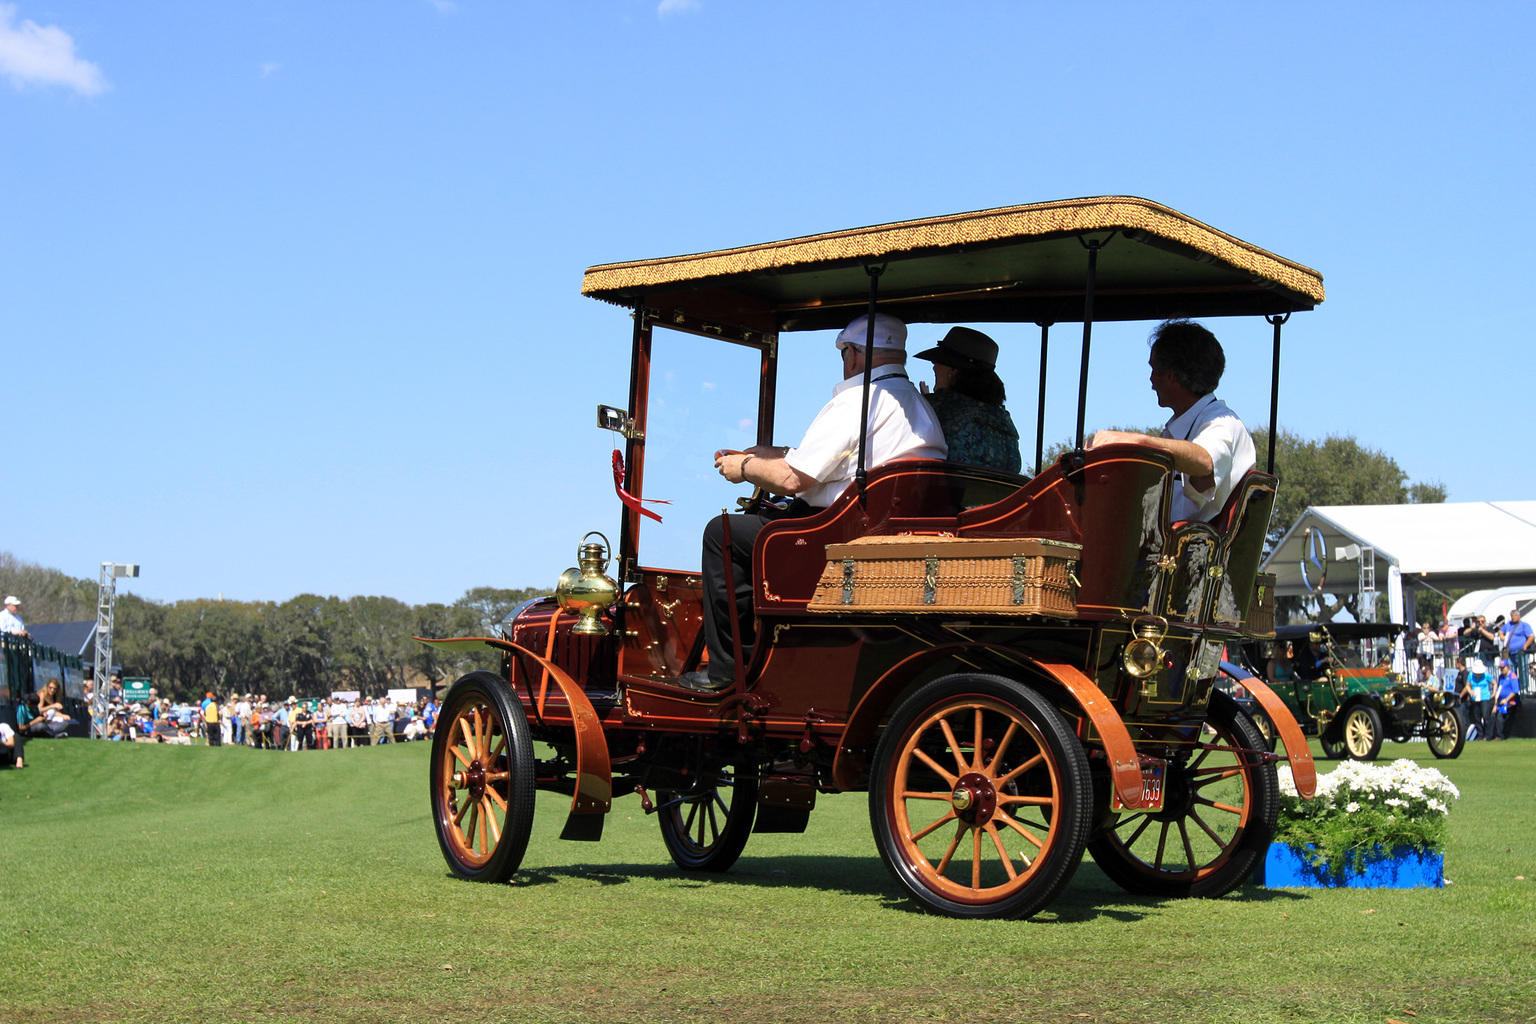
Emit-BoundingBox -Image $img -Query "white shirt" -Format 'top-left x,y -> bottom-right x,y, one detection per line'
784,367 -> 947,508
1161,394 -> 1255,523
0,609 -> 25,634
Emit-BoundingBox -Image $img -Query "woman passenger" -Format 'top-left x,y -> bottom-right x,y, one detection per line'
915,327 -> 1022,475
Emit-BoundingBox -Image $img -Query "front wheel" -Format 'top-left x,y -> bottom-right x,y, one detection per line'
869,673 -> 1092,919
1425,706 -> 1467,759
1338,704 -> 1384,761
430,671 -> 536,882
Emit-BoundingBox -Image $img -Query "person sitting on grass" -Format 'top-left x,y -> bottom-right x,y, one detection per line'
17,692 -> 70,738
1,719 -> 21,767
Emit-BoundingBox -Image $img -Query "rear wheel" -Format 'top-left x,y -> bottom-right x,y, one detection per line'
658,767 -> 758,872
1088,691 -> 1277,898
869,674 -> 1091,919
1426,706 -> 1466,759
430,671 -> 536,882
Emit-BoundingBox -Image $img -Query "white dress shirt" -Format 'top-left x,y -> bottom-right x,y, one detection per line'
0,609 -> 25,634
785,367 -> 947,508
1161,393 -> 1255,523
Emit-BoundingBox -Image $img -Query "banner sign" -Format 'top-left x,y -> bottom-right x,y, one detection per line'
122,677 -> 154,702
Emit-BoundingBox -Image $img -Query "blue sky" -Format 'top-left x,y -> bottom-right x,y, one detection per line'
3,1 -> 1532,607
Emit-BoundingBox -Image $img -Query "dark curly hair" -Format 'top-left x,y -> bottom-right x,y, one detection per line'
1149,319 -> 1224,396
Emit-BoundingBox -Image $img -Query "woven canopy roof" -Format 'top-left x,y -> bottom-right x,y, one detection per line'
582,196 -> 1325,333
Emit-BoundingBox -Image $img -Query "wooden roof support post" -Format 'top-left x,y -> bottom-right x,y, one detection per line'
1072,234 -> 1114,458
1264,312 -> 1289,475
1034,321 -> 1052,476
854,264 -> 884,501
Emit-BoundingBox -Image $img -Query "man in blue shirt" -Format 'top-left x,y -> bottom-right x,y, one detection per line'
1501,609 -> 1533,695
1493,661 -> 1520,740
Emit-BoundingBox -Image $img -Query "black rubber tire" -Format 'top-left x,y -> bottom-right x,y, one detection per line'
1088,691 -> 1278,899
1426,706 -> 1467,759
430,671 -> 536,883
869,673 -> 1092,920
1338,703 -> 1384,761
658,767 -> 758,872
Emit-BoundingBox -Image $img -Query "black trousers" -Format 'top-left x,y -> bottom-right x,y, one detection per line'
701,512 -> 775,685
699,501 -> 819,685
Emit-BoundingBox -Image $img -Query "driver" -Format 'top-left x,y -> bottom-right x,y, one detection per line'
1087,319 -> 1255,523
682,312 -> 947,691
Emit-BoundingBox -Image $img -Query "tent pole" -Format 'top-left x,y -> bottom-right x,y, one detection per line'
1264,312 -> 1290,474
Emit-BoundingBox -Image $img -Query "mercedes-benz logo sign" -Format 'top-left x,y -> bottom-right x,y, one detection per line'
1300,526 -> 1328,593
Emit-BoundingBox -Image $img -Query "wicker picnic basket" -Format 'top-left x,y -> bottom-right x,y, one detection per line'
806,535 -> 1081,616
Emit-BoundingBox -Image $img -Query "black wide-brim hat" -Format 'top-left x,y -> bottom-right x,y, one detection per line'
913,326 -> 999,371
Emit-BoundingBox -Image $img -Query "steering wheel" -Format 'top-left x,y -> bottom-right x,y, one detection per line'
715,449 -> 790,515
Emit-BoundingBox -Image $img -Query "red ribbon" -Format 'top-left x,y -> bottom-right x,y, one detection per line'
612,450 -> 669,523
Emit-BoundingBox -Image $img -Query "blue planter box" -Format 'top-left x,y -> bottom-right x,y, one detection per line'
1253,843 -> 1444,889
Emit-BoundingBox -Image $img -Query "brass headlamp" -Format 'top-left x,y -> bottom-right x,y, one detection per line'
555,532 -> 619,636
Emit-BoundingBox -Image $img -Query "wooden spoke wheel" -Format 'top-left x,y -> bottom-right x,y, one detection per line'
658,768 -> 758,872
869,674 -> 1091,920
1426,706 -> 1466,759
1338,704 -> 1384,761
1088,691 -> 1277,899
430,671 -> 535,882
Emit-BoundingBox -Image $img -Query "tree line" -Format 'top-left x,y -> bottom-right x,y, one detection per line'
0,552 -> 548,702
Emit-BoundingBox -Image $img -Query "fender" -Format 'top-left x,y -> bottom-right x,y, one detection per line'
415,636 -> 613,829
831,643 -> 1148,809
1226,673 -> 1317,799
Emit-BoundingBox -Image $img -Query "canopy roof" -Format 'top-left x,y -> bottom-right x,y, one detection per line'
1263,502 -> 1536,595
582,196 -> 1325,333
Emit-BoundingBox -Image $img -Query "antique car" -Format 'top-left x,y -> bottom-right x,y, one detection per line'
1222,622 -> 1466,761
420,196 -> 1323,919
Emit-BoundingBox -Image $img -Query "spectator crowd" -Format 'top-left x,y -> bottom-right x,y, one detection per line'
99,687 -> 440,750
1407,607 -> 1532,741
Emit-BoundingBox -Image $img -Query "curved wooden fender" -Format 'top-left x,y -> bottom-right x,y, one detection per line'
1231,675 -> 1317,799
414,636 -> 613,822
831,644 -> 1148,809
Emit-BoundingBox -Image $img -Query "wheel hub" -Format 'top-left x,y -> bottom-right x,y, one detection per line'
950,772 -> 997,825
1152,761 -> 1193,821
460,761 -> 486,801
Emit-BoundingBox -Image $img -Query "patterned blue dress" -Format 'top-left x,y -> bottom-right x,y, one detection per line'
926,389 -> 1022,475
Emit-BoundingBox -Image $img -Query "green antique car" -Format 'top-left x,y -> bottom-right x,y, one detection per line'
1223,622 -> 1466,760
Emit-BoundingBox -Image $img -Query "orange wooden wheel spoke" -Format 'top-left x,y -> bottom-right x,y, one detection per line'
997,793 -> 1053,806
1178,820 -> 1197,869
987,722 -> 1019,773
464,800 -> 479,849
1188,765 -> 1243,784
482,797 -> 502,845
972,709 -> 985,773
451,794 -> 471,827
984,824 -> 1018,880
451,746 -> 472,770
1189,807 -> 1225,847
970,828 -> 983,889
486,785 -> 509,812
485,771 -> 509,783
704,801 -> 720,845
488,733 -> 506,760
902,789 -> 954,801
910,808 -> 957,842
994,752 -> 1044,788
934,822 -> 966,874
1154,821 -> 1170,869
1194,796 -> 1243,815
1118,812 -> 1154,848
1187,745 -> 1213,772
682,800 -> 699,839
938,718 -> 970,774
996,811 -> 1045,849
458,716 -> 478,758
912,748 -> 958,787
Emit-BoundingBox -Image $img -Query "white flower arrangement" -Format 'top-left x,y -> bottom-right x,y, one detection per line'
1276,759 -> 1460,876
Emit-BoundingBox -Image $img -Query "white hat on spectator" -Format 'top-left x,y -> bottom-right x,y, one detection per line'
3,595 -> 18,605
1469,658 -> 1486,674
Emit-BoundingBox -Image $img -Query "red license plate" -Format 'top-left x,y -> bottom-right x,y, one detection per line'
1112,758 -> 1165,812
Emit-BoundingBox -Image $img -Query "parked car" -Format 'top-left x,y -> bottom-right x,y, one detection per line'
419,196 -> 1327,918
1222,622 -> 1466,760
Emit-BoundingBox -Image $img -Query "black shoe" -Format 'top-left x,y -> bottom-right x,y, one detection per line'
676,670 -> 729,692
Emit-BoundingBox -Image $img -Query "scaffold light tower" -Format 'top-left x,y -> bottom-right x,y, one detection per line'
92,562 -> 139,739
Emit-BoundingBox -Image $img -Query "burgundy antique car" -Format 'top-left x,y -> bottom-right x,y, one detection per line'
421,196 -> 1322,918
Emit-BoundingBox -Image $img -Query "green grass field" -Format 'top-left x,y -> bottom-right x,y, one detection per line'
3,737 -> 1532,1024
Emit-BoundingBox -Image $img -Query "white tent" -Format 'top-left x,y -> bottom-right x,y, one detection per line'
1262,501 -> 1536,621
